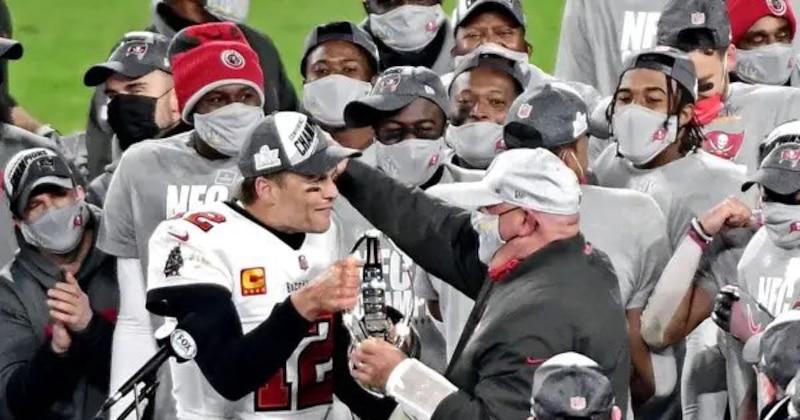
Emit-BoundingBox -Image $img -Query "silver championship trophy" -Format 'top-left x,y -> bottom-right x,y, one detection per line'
344,230 -> 420,396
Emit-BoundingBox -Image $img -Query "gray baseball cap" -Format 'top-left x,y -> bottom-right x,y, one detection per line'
503,83 -> 588,150
300,21 -> 379,78
530,352 -> 616,420
426,148 -> 581,214
743,310 -> 800,389
624,46 -> 699,101
742,141 -> 800,194
453,0 -> 526,32
344,66 -> 450,128
0,38 -> 22,60
3,148 -> 76,217
238,111 -> 360,178
657,0 -> 732,50
84,31 -> 171,87
450,51 -> 527,94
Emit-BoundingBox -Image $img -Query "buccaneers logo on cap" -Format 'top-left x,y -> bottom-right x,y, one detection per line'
767,0 -> 788,16
221,49 -> 245,69
516,103 -> 532,119
126,43 -> 148,60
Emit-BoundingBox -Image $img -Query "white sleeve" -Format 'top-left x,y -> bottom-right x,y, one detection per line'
640,235 -> 704,348
109,257 -> 158,420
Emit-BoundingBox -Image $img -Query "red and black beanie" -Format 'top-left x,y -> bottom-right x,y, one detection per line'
728,0 -> 797,46
168,22 -> 265,122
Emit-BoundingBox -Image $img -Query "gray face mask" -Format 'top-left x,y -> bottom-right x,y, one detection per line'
369,4 -> 446,52
204,0 -> 250,23
446,122 -> 505,169
471,212 -> 505,265
194,103 -> 265,157
763,202 -> 800,249
613,104 -> 678,165
736,43 -> 796,86
302,75 -> 372,128
21,201 -> 90,254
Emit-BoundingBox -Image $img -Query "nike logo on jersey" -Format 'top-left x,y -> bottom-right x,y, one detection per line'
166,185 -> 230,218
620,11 -> 661,64
168,230 -> 189,242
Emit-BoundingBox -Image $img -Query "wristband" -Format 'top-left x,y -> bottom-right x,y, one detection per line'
690,217 -> 713,244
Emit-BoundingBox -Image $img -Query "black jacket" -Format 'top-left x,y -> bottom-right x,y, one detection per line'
0,208 -> 119,420
336,161 -> 631,419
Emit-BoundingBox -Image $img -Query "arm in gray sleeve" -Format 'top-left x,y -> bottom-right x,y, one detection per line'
640,234 -> 704,348
97,152 -> 138,258
554,0 -> 597,88
336,160 -> 486,299
0,288 -> 77,419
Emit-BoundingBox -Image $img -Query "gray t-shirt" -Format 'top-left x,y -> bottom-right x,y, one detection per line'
98,131 -> 240,273
593,147 -> 752,249
706,82 -> 800,172
739,227 -> 800,317
555,0 -> 669,96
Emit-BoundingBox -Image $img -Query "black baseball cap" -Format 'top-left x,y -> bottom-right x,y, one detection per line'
624,46 -> 699,101
503,83 -> 588,150
531,352 -> 616,420
450,51 -> 527,94
3,148 -> 76,217
657,0 -> 732,50
344,66 -> 450,128
453,0 -> 526,32
0,38 -> 22,60
743,142 -> 800,194
743,310 -> 800,389
238,111 -> 360,178
84,31 -> 171,87
300,21 -> 379,78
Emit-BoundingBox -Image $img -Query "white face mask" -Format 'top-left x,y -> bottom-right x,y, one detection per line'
302,75 -> 372,128
21,200 -> 89,254
193,103 -> 265,156
763,202 -> 800,249
471,212 -> 505,265
736,43 -> 796,86
375,137 -> 444,187
613,104 -> 678,165
369,4 -> 446,52
446,122 -> 505,169
358,142 -> 378,168
453,42 -> 530,68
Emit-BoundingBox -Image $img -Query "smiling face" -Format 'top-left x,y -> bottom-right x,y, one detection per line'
254,166 -> 342,233
450,66 -> 519,125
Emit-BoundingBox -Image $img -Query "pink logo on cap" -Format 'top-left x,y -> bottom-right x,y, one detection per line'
570,397 -> 587,410
126,43 -> 148,59
221,50 -> 245,69
376,75 -> 401,93
780,148 -> 800,163
767,0 -> 787,16
517,103 -> 532,119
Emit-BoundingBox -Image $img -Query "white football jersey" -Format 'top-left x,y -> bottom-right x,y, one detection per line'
148,200 -> 342,419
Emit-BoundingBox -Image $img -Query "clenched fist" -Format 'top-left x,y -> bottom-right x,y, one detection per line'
292,256 -> 362,321
698,197 -> 752,237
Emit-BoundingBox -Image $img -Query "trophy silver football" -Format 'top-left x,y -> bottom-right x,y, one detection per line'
344,230 -> 421,396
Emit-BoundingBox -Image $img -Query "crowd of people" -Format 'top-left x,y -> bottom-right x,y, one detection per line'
5,0 -> 800,419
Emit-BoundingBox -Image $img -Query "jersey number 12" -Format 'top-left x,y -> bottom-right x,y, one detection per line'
255,315 -> 335,412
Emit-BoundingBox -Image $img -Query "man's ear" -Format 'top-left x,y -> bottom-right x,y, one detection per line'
167,89 -> 181,122
679,103 -> 695,128
611,406 -> 623,420
727,43 -> 737,70
760,372 -> 779,405
75,186 -> 86,201
255,177 -> 278,205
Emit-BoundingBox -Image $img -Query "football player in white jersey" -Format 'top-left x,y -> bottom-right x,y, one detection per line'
146,111 -> 396,419
100,22 -> 267,419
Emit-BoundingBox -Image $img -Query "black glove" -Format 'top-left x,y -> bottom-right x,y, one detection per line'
712,285 -> 739,333
713,285 -> 774,343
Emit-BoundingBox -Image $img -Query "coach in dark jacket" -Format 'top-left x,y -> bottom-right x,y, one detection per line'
0,148 -> 118,420
344,148 -> 630,419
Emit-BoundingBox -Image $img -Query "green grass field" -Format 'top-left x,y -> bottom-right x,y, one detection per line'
8,0 -> 565,134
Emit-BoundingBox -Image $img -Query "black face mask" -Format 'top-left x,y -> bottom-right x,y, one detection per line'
107,94 -> 161,151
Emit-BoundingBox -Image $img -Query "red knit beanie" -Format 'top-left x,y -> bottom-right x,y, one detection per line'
728,0 -> 797,46
169,22 -> 265,122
